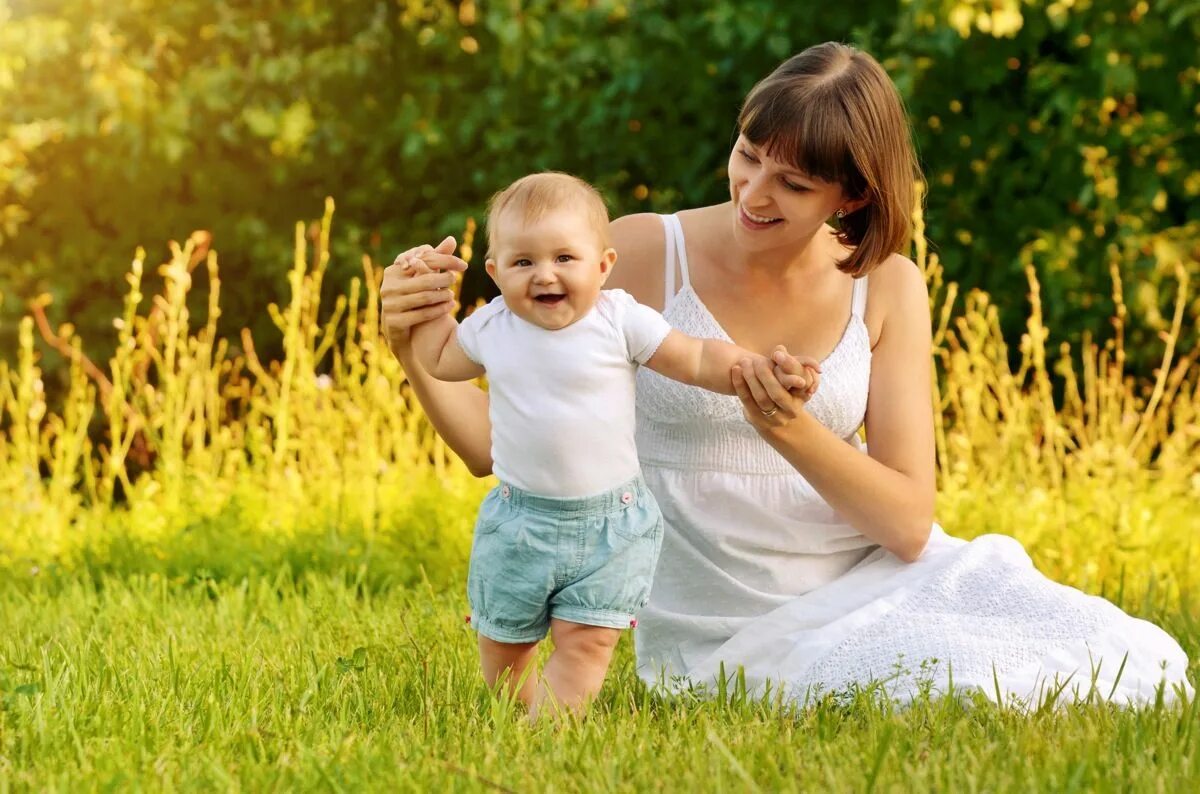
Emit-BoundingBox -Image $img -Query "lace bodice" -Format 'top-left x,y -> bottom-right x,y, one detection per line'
635,214 -> 872,475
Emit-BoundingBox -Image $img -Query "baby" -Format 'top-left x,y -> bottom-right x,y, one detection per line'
402,172 -> 819,719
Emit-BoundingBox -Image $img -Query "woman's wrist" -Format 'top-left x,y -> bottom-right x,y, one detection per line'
386,329 -> 415,362
760,408 -> 821,454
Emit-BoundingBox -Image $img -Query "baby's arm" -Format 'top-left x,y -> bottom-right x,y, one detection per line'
646,332 -> 822,401
644,330 -> 762,396
616,290 -> 816,400
403,257 -> 485,382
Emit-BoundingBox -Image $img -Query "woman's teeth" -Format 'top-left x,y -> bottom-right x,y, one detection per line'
743,208 -> 781,224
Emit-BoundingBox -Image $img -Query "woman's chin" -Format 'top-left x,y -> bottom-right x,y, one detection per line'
731,216 -> 787,250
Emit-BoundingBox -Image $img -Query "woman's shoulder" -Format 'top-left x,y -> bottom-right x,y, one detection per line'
863,252 -> 930,351
607,206 -> 728,310
607,213 -> 667,310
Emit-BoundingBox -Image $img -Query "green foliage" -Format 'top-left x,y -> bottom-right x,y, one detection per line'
0,0 -> 1197,379
900,0 -> 1200,360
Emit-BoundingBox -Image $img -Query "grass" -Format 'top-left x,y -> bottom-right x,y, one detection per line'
1,569 -> 1196,792
1,198 -> 1198,789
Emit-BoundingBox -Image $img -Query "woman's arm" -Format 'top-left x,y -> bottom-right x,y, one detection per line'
381,239 -> 494,476
396,345 -> 493,475
734,255 -> 936,562
403,257 -> 485,382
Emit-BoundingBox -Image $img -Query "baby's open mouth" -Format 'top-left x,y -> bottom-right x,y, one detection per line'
535,294 -> 566,305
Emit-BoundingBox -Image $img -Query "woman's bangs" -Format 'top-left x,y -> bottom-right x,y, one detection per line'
739,84 -> 858,190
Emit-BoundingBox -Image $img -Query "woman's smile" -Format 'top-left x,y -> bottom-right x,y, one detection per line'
738,204 -> 784,230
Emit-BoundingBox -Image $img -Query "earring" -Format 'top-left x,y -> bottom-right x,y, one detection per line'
835,209 -> 846,219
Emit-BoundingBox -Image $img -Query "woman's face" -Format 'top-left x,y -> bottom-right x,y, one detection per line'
726,134 -> 855,254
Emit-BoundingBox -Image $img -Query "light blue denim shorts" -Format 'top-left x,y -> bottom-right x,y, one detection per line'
466,474 -> 664,644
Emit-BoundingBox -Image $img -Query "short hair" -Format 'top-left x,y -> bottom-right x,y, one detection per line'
738,42 -> 922,276
485,172 -> 611,256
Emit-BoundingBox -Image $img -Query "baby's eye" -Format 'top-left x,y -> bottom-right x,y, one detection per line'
556,254 -> 574,263
514,258 -> 533,267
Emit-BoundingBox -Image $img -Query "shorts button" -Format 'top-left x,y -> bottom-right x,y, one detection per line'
621,491 -> 633,505
501,485 -> 511,498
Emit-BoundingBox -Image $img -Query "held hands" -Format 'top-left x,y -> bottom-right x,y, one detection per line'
380,236 -> 468,354
396,250 -> 438,277
732,345 -> 821,429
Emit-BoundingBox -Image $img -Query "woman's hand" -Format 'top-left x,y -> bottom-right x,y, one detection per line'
380,236 -> 468,356
732,345 -> 821,430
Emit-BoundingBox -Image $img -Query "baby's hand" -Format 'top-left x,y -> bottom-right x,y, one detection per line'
396,250 -> 438,277
770,346 -> 821,403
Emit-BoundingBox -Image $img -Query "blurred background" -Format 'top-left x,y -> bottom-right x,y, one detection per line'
0,3 -> 1196,703
2,0 -> 1197,382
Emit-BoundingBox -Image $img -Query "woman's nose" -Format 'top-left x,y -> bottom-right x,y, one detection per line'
739,171 -> 772,206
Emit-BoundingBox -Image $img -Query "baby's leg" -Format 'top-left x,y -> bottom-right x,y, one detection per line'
478,634 -> 540,707
533,618 -> 622,720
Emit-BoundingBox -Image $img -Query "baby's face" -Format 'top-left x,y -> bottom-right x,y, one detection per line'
485,208 -> 615,330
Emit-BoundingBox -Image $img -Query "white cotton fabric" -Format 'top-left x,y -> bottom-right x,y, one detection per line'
458,289 -> 670,498
633,214 -> 1194,708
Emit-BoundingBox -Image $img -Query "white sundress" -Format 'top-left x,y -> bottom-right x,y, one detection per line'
633,213 -> 1194,708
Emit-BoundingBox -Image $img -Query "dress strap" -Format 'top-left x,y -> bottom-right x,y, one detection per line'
851,275 -> 869,320
666,214 -> 692,289
658,214 -> 692,310
658,214 -> 677,308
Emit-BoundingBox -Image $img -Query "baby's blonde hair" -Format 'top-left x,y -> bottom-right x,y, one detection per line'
486,172 -> 611,256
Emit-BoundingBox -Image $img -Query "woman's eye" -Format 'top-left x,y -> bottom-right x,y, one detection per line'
739,149 -> 759,163
782,180 -> 808,192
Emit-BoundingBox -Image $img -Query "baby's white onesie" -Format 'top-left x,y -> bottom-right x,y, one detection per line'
456,289 -> 671,498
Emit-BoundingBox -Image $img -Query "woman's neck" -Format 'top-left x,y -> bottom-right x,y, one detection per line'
699,203 -> 834,285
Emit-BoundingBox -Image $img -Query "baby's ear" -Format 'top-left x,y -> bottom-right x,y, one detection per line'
598,247 -> 618,281
484,258 -> 498,282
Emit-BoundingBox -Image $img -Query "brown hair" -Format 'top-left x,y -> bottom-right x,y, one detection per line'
486,172 -> 611,256
738,42 -> 921,276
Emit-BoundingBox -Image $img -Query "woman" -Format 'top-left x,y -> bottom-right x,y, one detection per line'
381,42 -> 1193,708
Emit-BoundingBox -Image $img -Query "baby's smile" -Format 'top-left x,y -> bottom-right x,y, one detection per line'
485,206 -> 616,330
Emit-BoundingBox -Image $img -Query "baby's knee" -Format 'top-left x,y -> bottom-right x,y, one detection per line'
551,620 -> 621,663
478,635 -> 539,665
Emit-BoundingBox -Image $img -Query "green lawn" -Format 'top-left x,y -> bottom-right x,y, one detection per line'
1,570 -> 1196,792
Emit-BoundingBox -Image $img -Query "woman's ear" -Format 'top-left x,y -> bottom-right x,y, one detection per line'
842,196 -> 870,216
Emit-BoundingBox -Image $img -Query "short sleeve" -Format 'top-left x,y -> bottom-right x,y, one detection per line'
603,289 -> 672,365
456,296 -> 505,365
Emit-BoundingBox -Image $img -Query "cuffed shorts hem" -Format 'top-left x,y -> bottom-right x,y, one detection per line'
552,606 -> 637,630
470,615 -> 547,644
